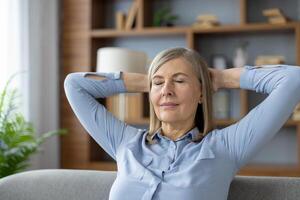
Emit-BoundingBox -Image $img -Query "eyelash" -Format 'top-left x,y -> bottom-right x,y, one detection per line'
153,80 -> 185,85
175,80 -> 184,83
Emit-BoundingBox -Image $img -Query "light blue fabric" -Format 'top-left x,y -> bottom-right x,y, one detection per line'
64,65 -> 300,200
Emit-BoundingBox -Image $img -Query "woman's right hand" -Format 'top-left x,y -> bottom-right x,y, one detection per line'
208,68 -> 223,93
123,72 -> 149,93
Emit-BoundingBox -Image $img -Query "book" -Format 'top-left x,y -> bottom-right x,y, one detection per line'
255,55 -> 285,65
192,21 -> 219,29
125,0 -> 139,30
197,14 -> 218,23
116,11 -> 126,30
268,16 -> 288,24
263,8 -> 283,17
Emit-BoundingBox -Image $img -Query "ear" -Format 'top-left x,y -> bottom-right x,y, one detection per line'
198,93 -> 203,104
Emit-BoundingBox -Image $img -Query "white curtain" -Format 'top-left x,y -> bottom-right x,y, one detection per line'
27,0 -> 60,170
0,0 -> 60,169
0,0 -> 29,118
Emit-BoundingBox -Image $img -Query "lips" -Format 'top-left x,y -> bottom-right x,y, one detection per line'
161,102 -> 178,106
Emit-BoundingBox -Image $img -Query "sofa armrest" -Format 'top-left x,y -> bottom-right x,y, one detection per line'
0,169 -> 117,200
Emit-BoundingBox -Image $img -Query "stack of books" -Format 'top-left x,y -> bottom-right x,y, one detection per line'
263,8 -> 289,24
192,14 -> 219,28
255,55 -> 285,65
115,0 -> 141,30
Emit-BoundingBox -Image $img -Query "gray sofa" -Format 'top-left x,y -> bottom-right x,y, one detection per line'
0,169 -> 300,200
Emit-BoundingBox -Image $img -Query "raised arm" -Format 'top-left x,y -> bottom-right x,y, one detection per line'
86,72 -> 148,93
213,65 -> 300,169
64,71 -> 147,160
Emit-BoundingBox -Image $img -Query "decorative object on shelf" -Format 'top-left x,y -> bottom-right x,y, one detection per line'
97,47 -> 147,74
124,0 -> 141,30
233,41 -> 248,68
116,11 -> 126,30
255,55 -> 285,65
192,14 -> 220,29
211,54 -> 227,70
263,8 -> 289,24
213,89 -> 230,120
292,102 -> 300,121
153,7 -> 179,27
97,47 -> 148,121
0,73 -> 66,178
211,55 -> 231,120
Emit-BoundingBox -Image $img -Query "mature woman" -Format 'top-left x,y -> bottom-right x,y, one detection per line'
64,47 -> 300,200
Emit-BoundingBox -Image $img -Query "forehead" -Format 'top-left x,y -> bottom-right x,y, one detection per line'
153,58 -> 194,78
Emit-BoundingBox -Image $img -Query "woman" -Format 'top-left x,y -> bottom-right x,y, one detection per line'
64,47 -> 300,200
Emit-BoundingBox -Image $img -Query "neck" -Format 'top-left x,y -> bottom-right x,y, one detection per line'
161,120 -> 195,141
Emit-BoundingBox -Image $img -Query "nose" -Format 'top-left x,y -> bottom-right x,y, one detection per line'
161,81 -> 174,96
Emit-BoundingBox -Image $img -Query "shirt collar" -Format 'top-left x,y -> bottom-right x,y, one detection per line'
151,126 -> 201,142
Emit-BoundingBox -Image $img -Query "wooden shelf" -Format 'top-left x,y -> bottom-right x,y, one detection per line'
64,161 -> 118,171
239,165 -> 300,177
214,119 -> 300,127
193,22 -> 299,34
214,119 -> 237,126
90,26 -> 188,38
286,119 -> 300,127
88,161 -> 117,171
90,22 -> 300,38
125,118 -> 149,125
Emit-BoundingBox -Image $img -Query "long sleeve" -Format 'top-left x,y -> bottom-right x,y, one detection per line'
219,65 -> 300,169
64,71 -> 140,161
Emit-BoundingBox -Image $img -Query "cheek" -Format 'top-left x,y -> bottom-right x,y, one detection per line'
180,89 -> 200,107
183,95 -> 198,107
150,90 -> 161,118
150,90 -> 160,107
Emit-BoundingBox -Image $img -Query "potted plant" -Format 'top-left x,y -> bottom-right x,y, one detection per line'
153,7 -> 179,27
0,74 -> 66,178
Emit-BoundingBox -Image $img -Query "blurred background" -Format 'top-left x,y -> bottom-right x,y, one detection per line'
1,0 -> 300,177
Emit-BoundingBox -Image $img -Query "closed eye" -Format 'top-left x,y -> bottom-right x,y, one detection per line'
153,80 -> 184,85
153,81 -> 163,85
175,80 -> 184,83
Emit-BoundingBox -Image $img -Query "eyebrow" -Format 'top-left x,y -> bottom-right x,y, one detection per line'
152,72 -> 189,79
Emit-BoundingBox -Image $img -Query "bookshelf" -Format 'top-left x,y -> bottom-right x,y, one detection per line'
61,0 -> 300,176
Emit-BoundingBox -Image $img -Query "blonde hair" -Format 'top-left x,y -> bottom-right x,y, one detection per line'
146,47 -> 215,144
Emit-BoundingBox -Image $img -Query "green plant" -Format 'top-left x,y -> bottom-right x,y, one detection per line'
0,73 -> 66,178
153,7 -> 179,27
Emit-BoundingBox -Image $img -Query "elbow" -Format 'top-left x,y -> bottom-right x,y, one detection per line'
283,66 -> 300,96
64,73 -> 80,92
287,67 -> 300,86
293,69 -> 300,97
64,73 -> 73,90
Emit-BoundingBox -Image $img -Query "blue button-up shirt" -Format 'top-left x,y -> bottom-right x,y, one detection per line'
64,65 -> 300,200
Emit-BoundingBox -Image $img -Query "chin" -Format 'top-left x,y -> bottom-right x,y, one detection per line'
158,115 -> 179,123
